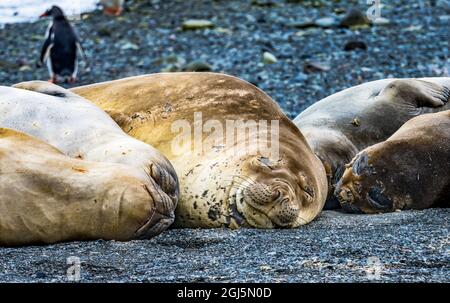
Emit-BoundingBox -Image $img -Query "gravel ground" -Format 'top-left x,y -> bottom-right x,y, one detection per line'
0,0 -> 449,283
0,209 -> 448,283
0,0 -> 449,117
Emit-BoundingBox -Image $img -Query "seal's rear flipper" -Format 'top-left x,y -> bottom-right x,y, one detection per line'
379,79 -> 450,108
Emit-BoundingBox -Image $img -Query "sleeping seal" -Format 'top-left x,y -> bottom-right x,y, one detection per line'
72,73 -> 328,228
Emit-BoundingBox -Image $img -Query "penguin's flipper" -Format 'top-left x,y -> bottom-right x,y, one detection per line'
40,22 -> 54,65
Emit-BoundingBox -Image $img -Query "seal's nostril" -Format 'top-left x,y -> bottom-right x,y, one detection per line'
280,197 -> 289,205
272,190 -> 281,200
148,163 -> 179,199
335,186 -> 354,204
143,184 -> 176,218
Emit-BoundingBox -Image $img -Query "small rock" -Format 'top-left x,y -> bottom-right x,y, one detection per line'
361,67 -> 374,72
182,19 -> 215,30
344,40 -> 368,51
251,0 -> 276,7
120,42 -> 139,50
315,17 -> 337,28
97,27 -> 112,37
294,72 -> 308,81
333,7 -> 347,14
182,60 -> 213,72
215,27 -> 232,34
351,118 -> 361,127
295,28 -> 320,36
245,14 -> 257,23
439,15 -> 450,23
260,265 -> 272,271
289,18 -> 316,29
160,65 -> 178,73
262,52 -> 277,64
339,8 -> 370,28
19,65 -> 32,71
0,60 -> 19,69
303,61 -> 330,73
404,25 -> 423,32
436,0 -> 450,13
372,17 -> 391,26
30,35 -> 45,41
164,54 -> 183,65
158,54 -> 186,72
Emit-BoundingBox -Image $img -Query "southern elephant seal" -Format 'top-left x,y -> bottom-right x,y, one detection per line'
0,82 -> 179,236
0,128 -> 172,246
294,78 -> 450,208
335,110 -> 450,213
72,73 -> 328,228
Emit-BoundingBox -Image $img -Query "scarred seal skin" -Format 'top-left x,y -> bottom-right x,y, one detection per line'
0,128 -> 173,246
335,110 -> 450,213
0,82 -> 179,240
294,78 -> 450,209
72,73 -> 328,228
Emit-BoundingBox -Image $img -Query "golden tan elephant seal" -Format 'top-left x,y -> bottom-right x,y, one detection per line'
335,110 -> 450,213
72,73 -> 328,228
0,82 -> 179,242
294,78 -> 450,209
0,128 -> 173,246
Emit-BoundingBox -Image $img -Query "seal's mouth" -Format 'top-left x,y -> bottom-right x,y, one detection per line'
134,181 -> 177,239
227,176 -> 302,228
233,187 -> 275,228
228,176 -> 311,229
135,210 -> 174,239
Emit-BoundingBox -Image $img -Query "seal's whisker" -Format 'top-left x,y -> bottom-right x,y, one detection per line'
295,215 -> 308,226
222,176 -> 253,187
222,180 -> 250,191
232,175 -> 258,187
229,179 -> 253,190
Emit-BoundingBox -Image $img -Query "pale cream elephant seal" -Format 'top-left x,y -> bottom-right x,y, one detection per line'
0,128 -> 173,246
72,73 -> 328,228
294,78 -> 450,209
335,110 -> 450,213
0,82 -> 179,237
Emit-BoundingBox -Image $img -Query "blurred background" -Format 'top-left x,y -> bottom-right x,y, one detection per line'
0,0 -> 449,117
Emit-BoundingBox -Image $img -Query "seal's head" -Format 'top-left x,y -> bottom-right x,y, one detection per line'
228,153 -> 322,228
132,166 -> 178,239
334,151 -> 394,214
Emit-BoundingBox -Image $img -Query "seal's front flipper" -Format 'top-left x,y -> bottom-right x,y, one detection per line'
380,79 -> 450,108
12,81 -> 81,100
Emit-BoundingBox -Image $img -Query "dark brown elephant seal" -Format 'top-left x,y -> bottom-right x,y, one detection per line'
335,110 -> 450,213
72,73 -> 328,228
294,78 -> 450,208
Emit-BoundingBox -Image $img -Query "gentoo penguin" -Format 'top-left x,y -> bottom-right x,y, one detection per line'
101,0 -> 125,16
38,6 -> 84,83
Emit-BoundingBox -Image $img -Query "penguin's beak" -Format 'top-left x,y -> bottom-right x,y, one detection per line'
39,12 -> 48,18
